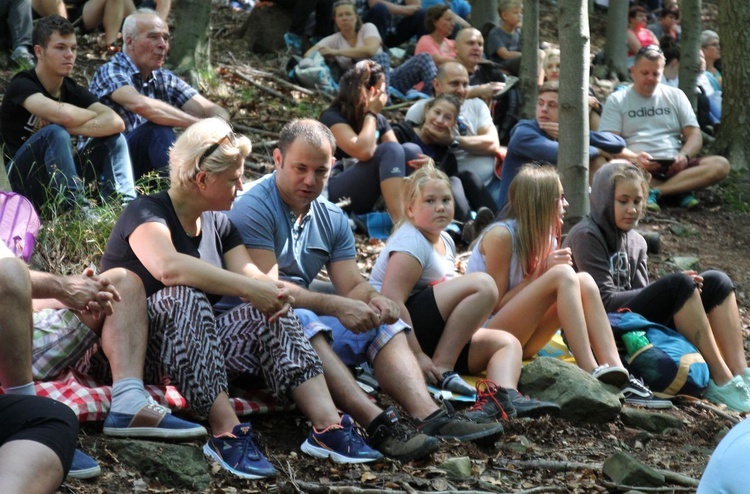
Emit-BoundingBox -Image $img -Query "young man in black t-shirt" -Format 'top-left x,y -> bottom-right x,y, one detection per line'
0,15 -> 135,211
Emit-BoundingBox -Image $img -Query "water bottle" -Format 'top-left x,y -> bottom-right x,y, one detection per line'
457,115 -> 468,136
622,331 -> 649,356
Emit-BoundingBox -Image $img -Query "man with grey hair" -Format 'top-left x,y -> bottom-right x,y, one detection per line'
89,8 -> 228,178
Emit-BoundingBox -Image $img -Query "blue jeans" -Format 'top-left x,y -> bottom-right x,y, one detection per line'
125,121 -> 175,178
295,308 -> 409,366
7,124 -> 135,210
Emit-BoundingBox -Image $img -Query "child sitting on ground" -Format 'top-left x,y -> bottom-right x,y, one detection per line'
467,164 -> 671,408
368,164 -> 559,420
564,160 -> 750,412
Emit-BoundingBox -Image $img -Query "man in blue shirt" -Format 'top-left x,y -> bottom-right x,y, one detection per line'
89,9 -> 228,178
228,119 -> 504,461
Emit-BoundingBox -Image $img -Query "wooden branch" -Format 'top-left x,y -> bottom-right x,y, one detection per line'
493,459 -> 700,488
253,139 -> 279,148
513,487 -> 566,494
660,471 -> 701,487
495,459 -> 603,471
283,482 -> 497,494
687,400 -> 741,425
232,123 -> 280,138
384,100 -> 417,111
231,70 -> 299,106
599,479 -> 696,492
228,63 -> 318,96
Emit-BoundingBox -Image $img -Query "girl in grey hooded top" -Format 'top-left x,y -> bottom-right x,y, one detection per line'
565,160 -> 750,412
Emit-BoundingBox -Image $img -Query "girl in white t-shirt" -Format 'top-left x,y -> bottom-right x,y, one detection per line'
370,165 -> 559,419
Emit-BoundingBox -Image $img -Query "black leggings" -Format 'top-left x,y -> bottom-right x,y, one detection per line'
0,395 -> 78,477
623,270 -> 734,328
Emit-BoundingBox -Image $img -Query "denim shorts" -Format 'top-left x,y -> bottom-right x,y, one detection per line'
295,308 -> 410,366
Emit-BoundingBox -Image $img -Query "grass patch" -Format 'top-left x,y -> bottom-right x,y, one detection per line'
719,168 -> 750,213
31,172 -> 167,274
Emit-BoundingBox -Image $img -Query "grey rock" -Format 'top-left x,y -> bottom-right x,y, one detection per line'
519,357 -> 622,423
621,408 -> 684,434
603,451 -> 665,487
501,435 -> 533,454
107,439 -> 211,490
438,456 -> 472,480
668,222 -> 691,236
672,256 -> 700,271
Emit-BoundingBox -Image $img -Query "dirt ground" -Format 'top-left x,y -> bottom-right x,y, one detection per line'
3,1 -> 748,493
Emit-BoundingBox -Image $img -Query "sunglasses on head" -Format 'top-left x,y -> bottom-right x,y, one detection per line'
199,131 -> 237,166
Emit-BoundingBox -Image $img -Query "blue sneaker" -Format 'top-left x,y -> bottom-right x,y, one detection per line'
203,423 -> 277,479
103,403 -> 207,439
387,86 -> 407,100
647,188 -> 661,212
67,449 -> 101,479
405,89 -> 430,100
301,415 -> 383,463
678,192 -> 700,209
284,32 -> 303,56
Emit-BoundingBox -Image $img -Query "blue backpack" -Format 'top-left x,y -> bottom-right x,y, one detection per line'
608,311 -> 709,397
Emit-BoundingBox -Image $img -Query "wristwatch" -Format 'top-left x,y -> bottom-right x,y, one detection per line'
449,136 -> 460,150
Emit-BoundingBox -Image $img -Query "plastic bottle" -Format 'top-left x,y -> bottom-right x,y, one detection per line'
622,331 -> 649,355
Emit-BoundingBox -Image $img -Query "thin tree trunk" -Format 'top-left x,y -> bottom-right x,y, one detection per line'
168,0 -> 211,79
471,0 -> 499,29
604,0 -> 628,81
557,0 -> 590,228
679,0 -> 701,110
519,0 -> 540,119
714,0 -> 750,170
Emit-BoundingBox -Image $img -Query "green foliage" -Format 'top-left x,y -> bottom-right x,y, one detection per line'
719,168 -> 750,213
295,99 -> 329,120
32,172 -> 167,274
33,199 -> 121,275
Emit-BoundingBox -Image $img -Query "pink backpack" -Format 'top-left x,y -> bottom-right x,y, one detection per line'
0,192 -> 40,263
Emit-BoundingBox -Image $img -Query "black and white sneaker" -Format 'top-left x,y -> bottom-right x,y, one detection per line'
621,375 -> 673,409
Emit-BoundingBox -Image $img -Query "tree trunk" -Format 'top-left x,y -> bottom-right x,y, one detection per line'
169,0 -> 212,80
678,0 -> 701,110
519,0 -> 540,119
714,0 -> 750,170
471,0 -> 499,29
603,0 -> 628,81
557,0 -> 590,227
239,4 -> 293,54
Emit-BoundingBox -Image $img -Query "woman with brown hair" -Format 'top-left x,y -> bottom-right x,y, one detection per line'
321,60 -> 423,221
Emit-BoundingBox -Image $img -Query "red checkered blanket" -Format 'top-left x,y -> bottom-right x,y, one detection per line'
0,369 -> 295,422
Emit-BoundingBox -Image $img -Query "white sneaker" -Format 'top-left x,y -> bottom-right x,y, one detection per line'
592,364 -> 629,387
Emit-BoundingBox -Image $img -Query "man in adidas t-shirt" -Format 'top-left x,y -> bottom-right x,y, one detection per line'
599,45 -> 729,211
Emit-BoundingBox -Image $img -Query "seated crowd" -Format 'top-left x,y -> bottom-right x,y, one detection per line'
0,3 -> 742,492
